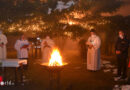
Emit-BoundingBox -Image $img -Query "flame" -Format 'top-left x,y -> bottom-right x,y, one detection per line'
48,49 -> 63,66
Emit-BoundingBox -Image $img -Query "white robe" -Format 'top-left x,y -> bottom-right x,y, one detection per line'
0,34 -> 8,60
41,38 -> 54,63
86,35 -> 101,71
14,40 -> 29,59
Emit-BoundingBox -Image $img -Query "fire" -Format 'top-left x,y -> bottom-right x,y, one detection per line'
48,49 -> 63,66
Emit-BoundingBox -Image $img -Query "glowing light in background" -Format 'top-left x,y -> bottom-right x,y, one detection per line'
0,16 -> 47,34
69,11 -> 86,19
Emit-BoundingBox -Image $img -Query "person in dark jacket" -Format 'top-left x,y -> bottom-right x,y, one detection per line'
115,30 -> 129,79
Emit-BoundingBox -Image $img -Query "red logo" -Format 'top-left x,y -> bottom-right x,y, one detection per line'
0,76 -> 4,86
128,59 -> 130,68
0,76 -> 3,82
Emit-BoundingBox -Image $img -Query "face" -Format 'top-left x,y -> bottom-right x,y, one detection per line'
119,31 -> 124,37
90,32 -> 95,36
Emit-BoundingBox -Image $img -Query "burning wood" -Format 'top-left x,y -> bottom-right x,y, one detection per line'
48,49 -> 63,66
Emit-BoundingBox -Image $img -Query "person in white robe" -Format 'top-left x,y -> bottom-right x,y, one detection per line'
41,36 -> 55,63
0,30 -> 8,60
14,35 -> 30,59
86,29 -> 101,71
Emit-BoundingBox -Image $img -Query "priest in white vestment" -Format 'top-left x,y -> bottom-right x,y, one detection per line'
41,36 -> 54,63
14,35 -> 30,59
86,29 -> 101,71
0,30 -> 8,60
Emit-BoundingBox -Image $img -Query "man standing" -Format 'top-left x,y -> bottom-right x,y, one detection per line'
14,35 -> 30,82
15,35 -> 30,60
115,30 -> 129,79
0,30 -> 8,60
41,36 -> 54,63
86,29 -> 101,71
14,34 -> 30,70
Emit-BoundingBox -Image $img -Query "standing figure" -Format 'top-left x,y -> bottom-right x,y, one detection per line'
14,35 -> 30,66
0,30 -> 8,60
41,36 -> 54,63
115,30 -> 129,79
86,29 -> 101,71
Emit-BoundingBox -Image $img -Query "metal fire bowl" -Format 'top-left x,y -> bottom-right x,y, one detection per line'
40,63 -> 68,72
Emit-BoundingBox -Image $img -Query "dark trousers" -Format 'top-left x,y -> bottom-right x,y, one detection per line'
117,54 -> 128,78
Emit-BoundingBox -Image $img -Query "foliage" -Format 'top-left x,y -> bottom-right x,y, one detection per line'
0,0 -> 129,40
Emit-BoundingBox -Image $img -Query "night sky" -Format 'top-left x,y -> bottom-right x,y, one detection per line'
99,0 -> 130,16
116,0 -> 130,16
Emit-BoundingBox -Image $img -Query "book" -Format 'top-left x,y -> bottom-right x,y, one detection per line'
21,44 -> 29,48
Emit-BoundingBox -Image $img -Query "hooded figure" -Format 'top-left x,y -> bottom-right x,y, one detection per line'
0,30 -> 8,60
41,36 -> 54,63
86,29 -> 101,71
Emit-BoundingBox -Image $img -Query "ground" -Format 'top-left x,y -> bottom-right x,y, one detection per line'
0,50 -> 129,90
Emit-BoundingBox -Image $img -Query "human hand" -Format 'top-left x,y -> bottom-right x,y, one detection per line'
88,45 -> 93,49
86,42 -> 91,45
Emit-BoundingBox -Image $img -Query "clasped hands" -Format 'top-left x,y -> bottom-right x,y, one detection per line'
86,42 -> 94,49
